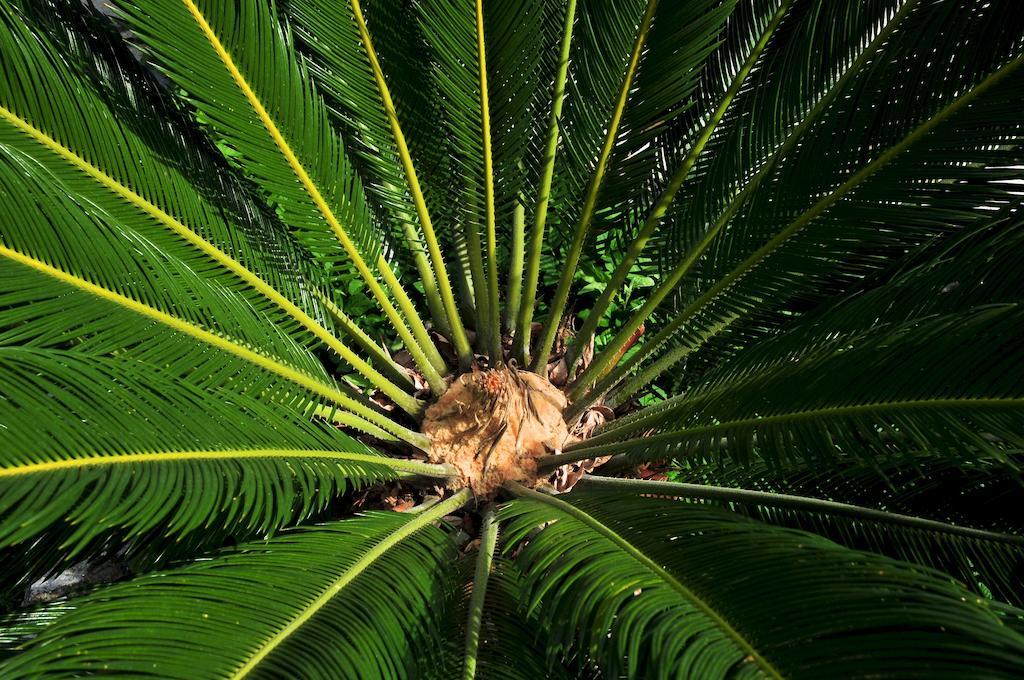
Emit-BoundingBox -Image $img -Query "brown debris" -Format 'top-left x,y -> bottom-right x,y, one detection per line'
422,366 -> 569,496
552,404 -> 615,492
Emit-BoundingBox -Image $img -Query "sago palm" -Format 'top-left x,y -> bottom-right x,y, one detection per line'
1,0 -> 1024,676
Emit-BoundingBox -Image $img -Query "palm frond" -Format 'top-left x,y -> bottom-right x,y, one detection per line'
285,0 -> 449,334
602,204 -> 1024,419
108,0 -> 448,385
0,500 -> 468,679
19,0 -> 327,301
0,347 -> 447,562
512,0 -> 577,362
559,206 -> 1024,470
576,0 -> 1024,403
0,235 -> 419,443
415,0 -> 487,304
502,487 -> 1024,678
533,0 -> 658,370
544,0 -> 648,245
560,304 -> 1024,471
565,0 -> 751,366
0,1 -> 419,408
582,474 -> 1024,606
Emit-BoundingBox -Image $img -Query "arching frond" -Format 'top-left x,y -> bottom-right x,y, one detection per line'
559,206 -> 1024,469
0,500 -> 468,679
0,347 -> 447,562
581,474 -> 1024,607
285,0 -> 448,334
0,239 -> 420,443
0,1 -> 419,408
108,0 -> 448,385
502,487 -> 1024,678
559,305 -> 1024,468
576,0 -> 1024,403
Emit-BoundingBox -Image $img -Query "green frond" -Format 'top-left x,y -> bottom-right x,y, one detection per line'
533,0 -> 658,370
545,0 -> 649,241
17,0 -> 327,300
561,206 -> 1024,469
414,0 -> 499,349
596,205 -> 1024,431
579,0 -> 1024,403
582,474 -> 1024,606
673,452 -> 1024,537
0,236 -> 419,443
429,556 -> 588,680
512,0 -> 577,362
564,0 -> 744,364
108,0 -> 448,384
461,505 -> 498,679
560,304 -> 1024,469
0,347 -> 445,562
293,0 -> 473,364
108,0 -> 377,273
566,0 -> 788,375
285,0 -> 449,333
0,501 -> 467,679
0,1 -> 420,408
502,488 -> 1024,678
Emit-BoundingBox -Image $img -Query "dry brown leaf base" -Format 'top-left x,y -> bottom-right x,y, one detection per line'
423,366 -> 569,496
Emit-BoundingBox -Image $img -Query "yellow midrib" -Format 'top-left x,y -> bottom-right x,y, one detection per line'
0,449 -> 448,478
230,488 -> 471,679
0,104 -> 416,412
348,0 -> 473,363
508,483 -> 784,679
0,244 -> 417,444
475,0 -> 500,355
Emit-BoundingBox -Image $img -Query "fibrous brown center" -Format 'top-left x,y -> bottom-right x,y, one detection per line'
422,367 -> 568,496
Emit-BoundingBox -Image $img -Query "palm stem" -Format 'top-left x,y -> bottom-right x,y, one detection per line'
475,0 -> 502,362
570,45 -> 1024,406
348,0 -> 473,367
502,481 -> 782,679
579,476 -> 1024,545
376,258 -> 449,393
564,0 -> 792,370
505,201 -> 525,335
453,226 -> 478,318
464,189 -> 491,348
461,505 -> 498,680
0,449 -> 456,481
394,213 -> 451,337
531,0 -> 659,372
512,0 -> 578,365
